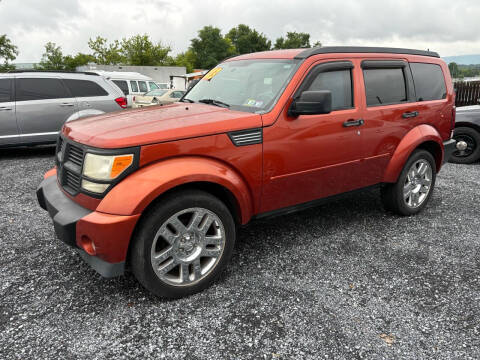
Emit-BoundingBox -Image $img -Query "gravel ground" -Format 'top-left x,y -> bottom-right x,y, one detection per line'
0,146 -> 479,360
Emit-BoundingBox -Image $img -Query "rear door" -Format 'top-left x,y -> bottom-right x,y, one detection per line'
359,59 -> 417,185
0,77 -> 20,146
15,76 -> 78,144
64,78 -> 117,113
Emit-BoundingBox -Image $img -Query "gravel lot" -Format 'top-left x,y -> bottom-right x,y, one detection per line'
0,146 -> 479,359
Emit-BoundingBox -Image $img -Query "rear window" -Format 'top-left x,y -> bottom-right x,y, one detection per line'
138,81 -> 148,92
410,63 -> 447,101
64,79 -> 108,97
0,78 -> 12,103
15,78 -> 70,102
363,68 -> 407,106
112,80 -> 129,95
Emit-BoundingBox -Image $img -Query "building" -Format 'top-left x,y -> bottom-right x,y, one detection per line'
77,64 -> 187,89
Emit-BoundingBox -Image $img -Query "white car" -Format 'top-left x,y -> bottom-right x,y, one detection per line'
132,89 -> 185,108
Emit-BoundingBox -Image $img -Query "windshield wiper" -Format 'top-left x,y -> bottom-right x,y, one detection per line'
180,98 -> 195,103
198,99 -> 230,108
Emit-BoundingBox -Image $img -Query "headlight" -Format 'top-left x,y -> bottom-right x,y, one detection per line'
83,153 -> 134,180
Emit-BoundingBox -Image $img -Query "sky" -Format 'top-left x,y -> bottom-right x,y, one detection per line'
1,0 -> 480,63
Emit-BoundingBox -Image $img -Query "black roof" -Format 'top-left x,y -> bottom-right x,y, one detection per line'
6,70 -> 100,76
294,46 -> 439,59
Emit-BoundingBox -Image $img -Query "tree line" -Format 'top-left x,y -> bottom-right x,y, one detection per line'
0,24 -> 321,73
448,62 -> 480,79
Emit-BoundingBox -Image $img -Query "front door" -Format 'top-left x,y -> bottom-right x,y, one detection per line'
0,77 -> 19,146
15,76 -> 78,144
261,60 -> 365,213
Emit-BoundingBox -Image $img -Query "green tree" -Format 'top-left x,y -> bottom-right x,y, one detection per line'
88,36 -> 124,65
274,31 -> 311,49
190,26 -> 235,69
173,49 -> 197,73
63,53 -> 96,71
226,24 -> 271,55
0,34 -> 19,71
121,34 -> 172,66
38,42 -> 65,70
448,62 -> 459,78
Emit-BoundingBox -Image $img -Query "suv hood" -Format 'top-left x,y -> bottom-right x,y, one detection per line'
63,103 -> 263,148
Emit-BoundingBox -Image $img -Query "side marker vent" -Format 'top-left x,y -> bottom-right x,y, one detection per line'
228,128 -> 263,146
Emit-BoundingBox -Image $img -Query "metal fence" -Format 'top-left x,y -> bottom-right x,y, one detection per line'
454,81 -> 480,107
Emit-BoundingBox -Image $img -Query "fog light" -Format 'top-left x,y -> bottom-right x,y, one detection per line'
80,235 -> 96,255
81,179 -> 109,194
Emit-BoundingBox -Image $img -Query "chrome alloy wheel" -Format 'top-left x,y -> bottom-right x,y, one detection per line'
403,159 -> 433,208
150,207 -> 226,286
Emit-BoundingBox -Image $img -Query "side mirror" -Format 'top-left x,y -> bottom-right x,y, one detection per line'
289,90 -> 332,116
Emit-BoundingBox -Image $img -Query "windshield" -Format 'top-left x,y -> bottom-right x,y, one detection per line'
184,59 -> 299,113
145,89 -> 168,96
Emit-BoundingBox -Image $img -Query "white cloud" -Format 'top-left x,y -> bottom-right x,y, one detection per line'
1,0 -> 480,62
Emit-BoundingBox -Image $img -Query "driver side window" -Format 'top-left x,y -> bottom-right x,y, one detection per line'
305,69 -> 353,111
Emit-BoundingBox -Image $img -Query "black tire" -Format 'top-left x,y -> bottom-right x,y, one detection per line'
381,149 -> 436,216
450,126 -> 480,164
130,190 -> 236,298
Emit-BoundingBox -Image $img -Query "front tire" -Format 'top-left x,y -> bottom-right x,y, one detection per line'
131,190 -> 236,298
381,149 -> 436,216
450,126 -> 480,164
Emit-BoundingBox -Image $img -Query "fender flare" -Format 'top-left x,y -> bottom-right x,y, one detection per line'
383,124 -> 444,183
96,156 -> 254,224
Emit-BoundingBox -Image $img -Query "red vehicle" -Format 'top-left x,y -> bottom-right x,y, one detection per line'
37,47 -> 456,298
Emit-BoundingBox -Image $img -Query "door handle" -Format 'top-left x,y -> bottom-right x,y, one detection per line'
343,119 -> 364,127
0,107 -> 12,111
402,111 -> 419,119
60,103 -> 74,107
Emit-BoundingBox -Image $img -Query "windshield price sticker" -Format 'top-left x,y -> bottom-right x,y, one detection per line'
203,67 -> 223,81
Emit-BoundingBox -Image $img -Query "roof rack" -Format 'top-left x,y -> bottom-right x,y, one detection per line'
6,70 -> 100,76
294,46 -> 440,59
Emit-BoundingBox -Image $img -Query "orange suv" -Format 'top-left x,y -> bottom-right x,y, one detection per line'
37,47 -> 456,298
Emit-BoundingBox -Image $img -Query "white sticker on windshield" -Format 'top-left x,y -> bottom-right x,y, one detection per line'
264,78 -> 272,85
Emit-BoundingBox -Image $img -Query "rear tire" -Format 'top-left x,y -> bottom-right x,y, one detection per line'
450,126 -> 480,164
130,190 -> 236,298
381,149 -> 436,216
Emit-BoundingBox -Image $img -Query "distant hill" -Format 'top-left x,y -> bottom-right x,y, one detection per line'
442,55 -> 480,65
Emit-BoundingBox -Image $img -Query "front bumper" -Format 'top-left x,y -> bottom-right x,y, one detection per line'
443,139 -> 457,164
37,175 -> 137,278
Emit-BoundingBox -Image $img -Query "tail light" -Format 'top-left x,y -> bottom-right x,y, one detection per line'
115,97 -> 127,109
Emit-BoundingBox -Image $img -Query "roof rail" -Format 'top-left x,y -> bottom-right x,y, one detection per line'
6,70 -> 100,76
294,46 -> 440,59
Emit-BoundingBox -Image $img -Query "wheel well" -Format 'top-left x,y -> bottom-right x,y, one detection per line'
125,181 -> 242,267
416,140 -> 442,171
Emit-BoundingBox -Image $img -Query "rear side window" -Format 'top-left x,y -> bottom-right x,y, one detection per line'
112,80 -> 129,95
0,78 -> 12,103
410,63 -> 446,101
149,82 -> 159,90
130,81 -> 138,92
363,68 -> 407,106
138,81 -> 148,92
64,79 -> 108,97
15,78 -> 70,102
306,70 -> 353,110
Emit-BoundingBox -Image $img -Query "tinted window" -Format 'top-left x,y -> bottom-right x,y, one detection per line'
64,79 -> 108,97
15,78 -> 70,102
306,69 -> 353,110
130,81 -> 138,92
149,82 -> 159,90
410,63 -> 446,101
364,68 -> 407,106
0,78 -> 12,103
112,80 -> 129,95
170,91 -> 184,98
138,81 -> 148,92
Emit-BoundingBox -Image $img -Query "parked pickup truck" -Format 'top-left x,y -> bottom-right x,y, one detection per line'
450,105 -> 480,163
37,46 -> 456,298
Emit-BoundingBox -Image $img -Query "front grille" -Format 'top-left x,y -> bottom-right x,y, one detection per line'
56,136 -> 85,196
